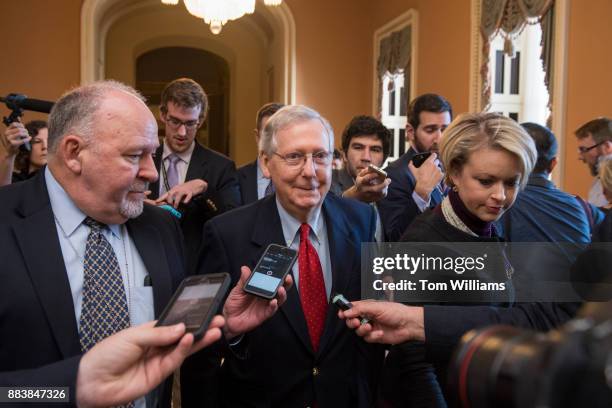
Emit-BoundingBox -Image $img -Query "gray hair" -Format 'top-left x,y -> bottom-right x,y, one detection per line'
258,105 -> 334,155
440,112 -> 537,189
48,80 -> 146,153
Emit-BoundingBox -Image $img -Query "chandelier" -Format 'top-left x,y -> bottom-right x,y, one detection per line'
162,0 -> 283,35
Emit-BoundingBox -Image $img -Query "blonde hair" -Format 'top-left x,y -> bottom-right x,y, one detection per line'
599,158 -> 612,193
440,112 -> 537,189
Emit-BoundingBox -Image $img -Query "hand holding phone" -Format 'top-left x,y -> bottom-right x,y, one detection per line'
367,164 -> 387,179
244,244 -> 298,299
411,152 -> 432,168
222,265 -> 294,340
156,273 -> 231,340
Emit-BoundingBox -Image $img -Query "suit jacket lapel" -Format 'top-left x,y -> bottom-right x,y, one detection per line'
126,217 -> 173,317
252,196 -> 314,354
317,196 -> 357,356
185,143 -> 207,183
149,145 -> 164,200
14,173 -> 81,358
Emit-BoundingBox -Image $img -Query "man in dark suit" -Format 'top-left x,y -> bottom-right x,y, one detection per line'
0,81 -> 189,407
330,115 -> 392,242
0,81 -> 286,408
199,105 -> 384,407
237,102 -> 285,205
378,94 -> 453,241
148,78 -> 241,274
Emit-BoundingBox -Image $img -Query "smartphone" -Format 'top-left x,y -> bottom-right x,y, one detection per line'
411,152 -> 432,168
367,164 -> 387,178
244,244 -> 298,299
156,273 -> 231,340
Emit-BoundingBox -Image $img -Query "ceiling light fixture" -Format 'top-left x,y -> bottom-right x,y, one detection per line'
162,0 -> 283,35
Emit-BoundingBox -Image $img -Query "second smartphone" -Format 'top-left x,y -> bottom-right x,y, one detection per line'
244,244 -> 298,299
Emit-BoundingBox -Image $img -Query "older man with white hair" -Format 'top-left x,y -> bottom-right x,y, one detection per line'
0,80 -> 286,408
198,105 -> 384,408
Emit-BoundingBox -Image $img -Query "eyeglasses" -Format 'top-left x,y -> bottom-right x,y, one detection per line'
578,141 -> 605,154
165,115 -> 199,130
273,151 -> 332,168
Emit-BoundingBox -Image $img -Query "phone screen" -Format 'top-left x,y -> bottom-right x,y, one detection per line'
162,282 -> 221,330
245,245 -> 298,298
156,273 -> 231,339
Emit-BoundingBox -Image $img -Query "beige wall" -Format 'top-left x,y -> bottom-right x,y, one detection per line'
285,0 -> 372,140
564,0 -> 612,196
0,0 -> 610,194
366,0 -> 471,114
0,1 -> 81,122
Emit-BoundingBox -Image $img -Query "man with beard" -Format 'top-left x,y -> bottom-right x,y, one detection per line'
575,117 -> 612,207
0,81 -> 288,407
148,78 -> 241,273
378,93 -> 452,241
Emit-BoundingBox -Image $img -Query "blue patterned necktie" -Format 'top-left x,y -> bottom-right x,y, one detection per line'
79,217 -> 130,353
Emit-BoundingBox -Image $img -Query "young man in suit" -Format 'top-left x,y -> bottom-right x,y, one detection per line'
330,115 -> 392,242
148,78 -> 241,273
0,81 -> 288,407
378,93 -> 453,241
237,102 -> 285,205
198,105 -> 384,407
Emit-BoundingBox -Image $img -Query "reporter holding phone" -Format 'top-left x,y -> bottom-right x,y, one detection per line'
378,93 -> 453,242
340,113 -> 576,407
331,115 -> 392,242
198,105 -> 384,408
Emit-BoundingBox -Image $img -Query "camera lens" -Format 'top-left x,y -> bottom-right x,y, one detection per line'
448,325 -> 558,408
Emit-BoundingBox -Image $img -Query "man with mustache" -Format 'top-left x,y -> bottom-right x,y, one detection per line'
574,117 -> 612,207
378,93 -> 453,241
0,81 -> 286,407
148,78 -> 241,274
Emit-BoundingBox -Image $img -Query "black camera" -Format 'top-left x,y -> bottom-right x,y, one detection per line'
449,302 -> 612,408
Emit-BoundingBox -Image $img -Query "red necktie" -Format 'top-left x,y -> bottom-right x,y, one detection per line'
298,223 -> 328,352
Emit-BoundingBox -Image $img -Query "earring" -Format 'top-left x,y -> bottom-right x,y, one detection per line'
452,185 -> 458,192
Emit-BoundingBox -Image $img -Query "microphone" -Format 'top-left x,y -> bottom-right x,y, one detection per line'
0,94 -> 54,114
1,93 -> 55,152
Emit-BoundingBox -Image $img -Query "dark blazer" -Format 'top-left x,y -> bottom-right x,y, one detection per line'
330,167 -> 354,196
198,193 -> 384,408
237,159 -> 258,205
150,142 -> 241,274
385,209 -> 579,407
378,148 -> 444,242
0,171 -> 186,406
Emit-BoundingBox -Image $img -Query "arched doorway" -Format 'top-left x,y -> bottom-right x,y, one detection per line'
81,0 -> 296,164
136,47 -> 230,154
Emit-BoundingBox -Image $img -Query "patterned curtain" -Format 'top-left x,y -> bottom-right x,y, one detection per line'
377,26 -> 411,116
480,0 -> 554,113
